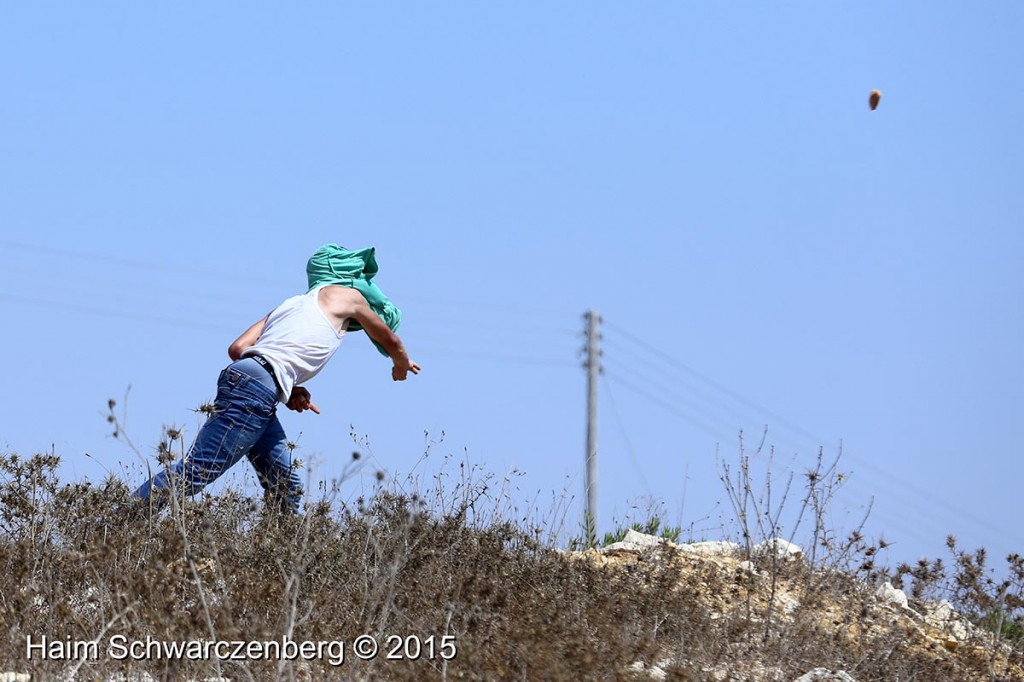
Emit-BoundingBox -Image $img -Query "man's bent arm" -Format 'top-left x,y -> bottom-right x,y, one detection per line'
228,315 -> 269,360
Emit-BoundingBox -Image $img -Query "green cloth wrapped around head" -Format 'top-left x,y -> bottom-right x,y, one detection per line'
306,244 -> 402,357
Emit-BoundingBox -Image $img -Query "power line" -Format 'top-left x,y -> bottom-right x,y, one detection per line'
0,260 -> 278,311
600,326 -> 1001,552
604,371 -> 732,442
415,347 -> 578,368
0,292 -> 239,333
604,368 -> 941,549
399,294 -> 577,321
0,271 -> 580,350
2,289 -> 579,370
602,345 -> 917,510
601,347 -> 905,524
601,374 -> 653,498
601,319 -> 1024,550
604,321 -> 827,446
601,350 -> 764,444
601,331 -> 986,546
3,238 -> 582,328
601,337 -> 820,455
411,315 -> 579,337
1,238 -> 258,282
0,275 -> 271,326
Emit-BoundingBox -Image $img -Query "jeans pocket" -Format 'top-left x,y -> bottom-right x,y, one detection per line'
243,396 -> 275,419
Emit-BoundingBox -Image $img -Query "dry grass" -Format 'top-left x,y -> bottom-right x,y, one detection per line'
1,439 -> 1022,681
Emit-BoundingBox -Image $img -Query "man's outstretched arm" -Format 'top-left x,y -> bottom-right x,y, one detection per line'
351,302 -> 421,381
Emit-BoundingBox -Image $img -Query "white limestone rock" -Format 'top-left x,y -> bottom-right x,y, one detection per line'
103,673 -> 157,682
777,592 -> 801,614
603,529 -> 673,552
874,581 -> 909,609
675,541 -> 743,558
793,669 -> 857,682
924,599 -> 972,641
753,538 -> 804,562
627,659 -> 668,681
737,560 -> 758,574
0,673 -> 31,682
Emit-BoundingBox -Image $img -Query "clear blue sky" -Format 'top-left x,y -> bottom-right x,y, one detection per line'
2,3 -> 1022,571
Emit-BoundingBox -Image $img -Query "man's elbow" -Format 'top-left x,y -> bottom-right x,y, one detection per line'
228,343 -> 246,360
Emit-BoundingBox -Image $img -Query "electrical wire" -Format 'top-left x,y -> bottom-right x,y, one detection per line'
601,352 -> 768,444
3,238 -> 576,321
416,347 -> 578,368
601,319 -> 1024,550
600,339 -> 981,547
2,237 -> 266,283
601,373 -> 654,498
604,371 -> 732,442
397,293 -> 578,321
601,348 -> 896,521
603,365 -> 937,550
0,292 -> 239,333
600,327 -> 998,553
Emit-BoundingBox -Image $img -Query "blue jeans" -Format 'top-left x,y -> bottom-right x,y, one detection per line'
134,358 -> 302,512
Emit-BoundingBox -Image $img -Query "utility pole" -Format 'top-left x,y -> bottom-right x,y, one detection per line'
583,309 -> 601,546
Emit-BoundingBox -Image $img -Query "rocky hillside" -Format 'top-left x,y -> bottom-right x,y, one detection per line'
574,529 -> 1024,681
1,452 -> 1022,681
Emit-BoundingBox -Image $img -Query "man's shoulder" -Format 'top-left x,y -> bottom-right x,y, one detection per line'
317,285 -> 367,315
319,284 -> 366,301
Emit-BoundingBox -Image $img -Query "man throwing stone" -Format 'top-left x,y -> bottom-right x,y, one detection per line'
134,244 -> 419,512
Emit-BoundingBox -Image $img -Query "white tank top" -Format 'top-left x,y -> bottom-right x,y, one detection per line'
242,285 -> 347,402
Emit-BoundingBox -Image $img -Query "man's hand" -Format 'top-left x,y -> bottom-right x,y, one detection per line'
392,360 -> 421,382
286,386 -> 321,414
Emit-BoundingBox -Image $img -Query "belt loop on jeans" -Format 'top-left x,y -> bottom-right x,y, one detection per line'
249,354 -> 283,396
